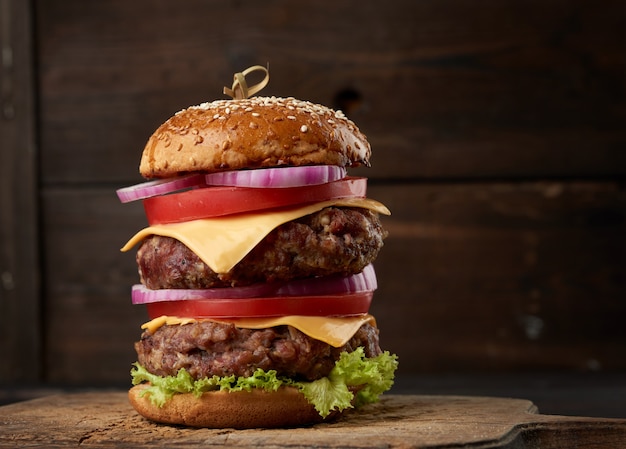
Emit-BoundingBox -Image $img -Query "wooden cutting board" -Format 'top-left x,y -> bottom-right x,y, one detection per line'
0,392 -> 625,448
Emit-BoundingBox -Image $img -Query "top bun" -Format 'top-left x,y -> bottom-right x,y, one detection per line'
140,96 -> 371,178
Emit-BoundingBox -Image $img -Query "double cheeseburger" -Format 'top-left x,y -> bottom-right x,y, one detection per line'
117,66 -> 397,428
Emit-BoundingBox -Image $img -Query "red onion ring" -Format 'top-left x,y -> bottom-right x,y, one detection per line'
204,165 -> 347,188
116,174 -> 206,203
131,264 -> 377,304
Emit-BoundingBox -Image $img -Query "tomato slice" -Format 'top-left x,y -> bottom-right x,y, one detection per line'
145,291 -> 373,319
143,177 -> 367,225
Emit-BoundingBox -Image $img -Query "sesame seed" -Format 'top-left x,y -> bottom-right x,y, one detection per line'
249,122 -> 258,129
287,115 -> 296,120
245,107 -> 254,112
252,112 -> 260,117
213,114 -> 220,119
300,125 -> 308,133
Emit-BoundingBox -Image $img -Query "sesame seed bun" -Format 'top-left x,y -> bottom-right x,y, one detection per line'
139,96 -> 371,178
128,384 -> 341,428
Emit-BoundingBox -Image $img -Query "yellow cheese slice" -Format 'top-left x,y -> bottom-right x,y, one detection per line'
141,314 -> 377,347
121,198 -> 390,274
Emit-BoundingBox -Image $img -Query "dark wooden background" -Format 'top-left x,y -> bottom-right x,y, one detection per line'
1,0 -> 625,412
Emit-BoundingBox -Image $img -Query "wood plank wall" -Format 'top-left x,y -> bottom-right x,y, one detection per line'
1,0 -> 624,386
0,0 -> 40,383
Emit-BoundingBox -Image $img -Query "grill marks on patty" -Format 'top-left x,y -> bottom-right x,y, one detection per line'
135,321 -> 382,381
136,207 -> 387,289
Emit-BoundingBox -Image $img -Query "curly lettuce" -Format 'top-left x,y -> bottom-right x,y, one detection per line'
131,347 -> 398,418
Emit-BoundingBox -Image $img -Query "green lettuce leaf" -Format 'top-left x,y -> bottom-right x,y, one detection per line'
131,348 -> 398,418
332,348 -> 399,407
296,376 -> 354,417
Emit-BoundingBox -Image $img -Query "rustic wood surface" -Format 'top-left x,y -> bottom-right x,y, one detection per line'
1,393 -> 626,448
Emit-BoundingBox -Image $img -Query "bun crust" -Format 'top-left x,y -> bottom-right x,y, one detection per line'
128,384 -> 339,428
140,96 -> 371,178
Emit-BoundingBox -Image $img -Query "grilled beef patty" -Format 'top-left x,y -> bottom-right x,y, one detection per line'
136,207 -> 387,289
135,321 -> 381,381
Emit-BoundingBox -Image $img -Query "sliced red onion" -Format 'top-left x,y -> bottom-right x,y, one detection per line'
274,264 -> 377,296
205,165 -> 346,188
131,264 -> 377,304
131,282 -> 278,304
116,174 -> 205,203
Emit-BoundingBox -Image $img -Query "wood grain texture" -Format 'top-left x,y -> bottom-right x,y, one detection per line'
368,181 -> 626,373
35,0 -> 625,183
10,0 -> 624,389
40,181 -> 625,383
1,393 -> 626,448
40,188 -> 147,384
0,0 -> 40,382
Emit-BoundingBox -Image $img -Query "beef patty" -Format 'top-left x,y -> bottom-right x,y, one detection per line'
135,321 -> 381,381
136,207 -> 387,289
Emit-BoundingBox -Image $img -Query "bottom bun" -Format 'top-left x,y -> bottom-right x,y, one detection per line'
129,384 -> 339,428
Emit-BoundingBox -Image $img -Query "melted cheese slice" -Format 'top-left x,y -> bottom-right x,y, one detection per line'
121,198 -> 390,274
142,314 -> 377,347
